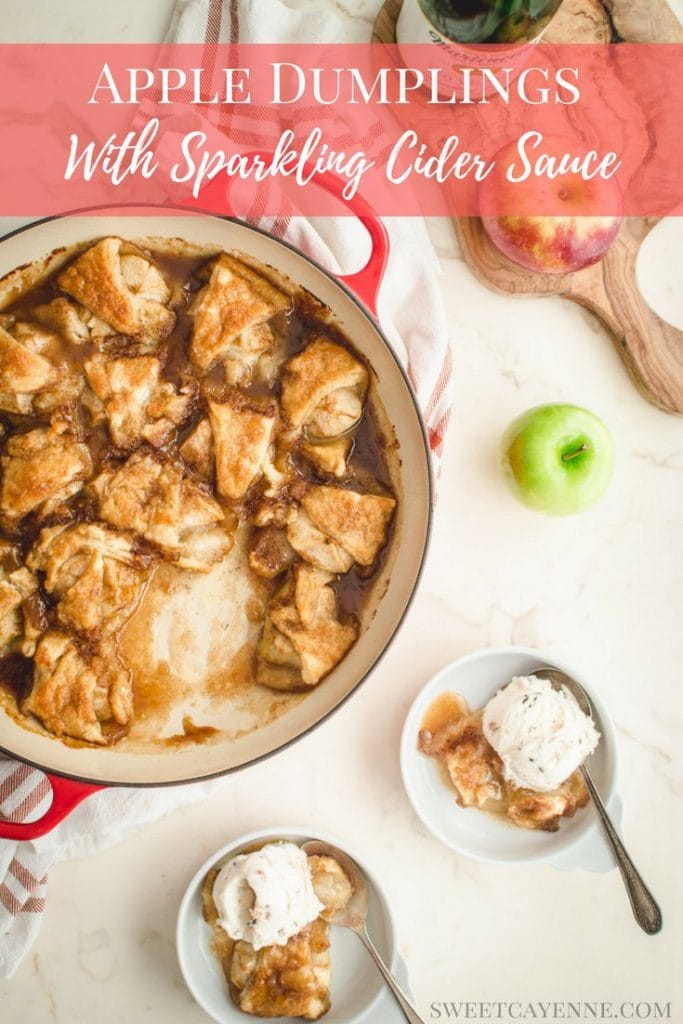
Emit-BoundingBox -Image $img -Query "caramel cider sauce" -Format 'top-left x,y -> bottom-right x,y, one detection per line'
201,866 -> 237,989
163,716 -> 220,746
419,691 -> 510,818
420,691 -> 470,734
0,653 -> 34,704
0,237 -> 398,749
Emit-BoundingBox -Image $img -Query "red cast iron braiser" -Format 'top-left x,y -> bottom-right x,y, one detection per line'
0,161 -> 397,842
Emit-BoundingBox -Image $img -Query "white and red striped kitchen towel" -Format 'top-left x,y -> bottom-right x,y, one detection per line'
0,0 -> 453,978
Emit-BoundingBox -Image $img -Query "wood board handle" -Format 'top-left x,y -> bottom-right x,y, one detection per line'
567,220 -> 683,414
454,218 -> 683,415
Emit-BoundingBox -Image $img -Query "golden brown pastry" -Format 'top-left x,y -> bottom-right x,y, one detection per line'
300,437 -> 352,479
91,450 -> 232,572
281,338 -> 368,436
208,392 -> 278,502
286,510 -> 354,574
419,711 -> 504,810
189,253 -> 289,373
32,296 -> 103,344
248,527 -> 297,580
58,237 -> 175,341
0,314 -> 88,416
0,323 -> 56,399
24,631 -> 132,745
84,352 -> 196,449
287,486 -> 395,571
179,418 -> 214,482
506,774 -> 589,831
0,422 -> 92,522
257,564 -> 357,690
0,556 -> 39,656
27,522 -> 156,638
229,918 -> 331,1020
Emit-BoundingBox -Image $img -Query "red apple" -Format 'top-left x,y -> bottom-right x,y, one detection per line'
479,136 -> 623,274
481,209 -> 622,274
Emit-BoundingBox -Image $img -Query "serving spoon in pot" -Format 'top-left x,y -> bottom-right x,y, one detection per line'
533,667 -> 662,935
302,840 -> 428,1024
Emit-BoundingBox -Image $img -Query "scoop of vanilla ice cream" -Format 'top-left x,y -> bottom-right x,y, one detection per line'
482,675 -> 599,792
212,841 -> 324,950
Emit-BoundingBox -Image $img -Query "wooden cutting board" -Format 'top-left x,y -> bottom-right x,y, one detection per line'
373,0 -> 683,414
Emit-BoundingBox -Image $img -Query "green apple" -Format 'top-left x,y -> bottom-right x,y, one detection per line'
500,404 -> 614,515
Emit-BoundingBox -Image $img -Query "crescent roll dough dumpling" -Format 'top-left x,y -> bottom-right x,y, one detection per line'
208,391 -> 278,502
257,564 -> 357,690
189,252 -> 290,373
25,631 -> 133,745
58,236 -> 175,341
280,338 -> 369,437
28,522 -> 156,638
0,323 -> 56,397
84,352 -> 197,449
287,485 -> 396,571
0,422 -> 93,522
91,450 -> 232,572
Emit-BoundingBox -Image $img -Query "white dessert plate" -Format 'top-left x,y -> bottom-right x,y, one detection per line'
176,827 -> 404,1024
400,646 -> 622,871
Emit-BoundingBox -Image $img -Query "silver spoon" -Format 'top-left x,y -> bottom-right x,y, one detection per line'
302,840 -> 428,1024
533,667 -> 662,935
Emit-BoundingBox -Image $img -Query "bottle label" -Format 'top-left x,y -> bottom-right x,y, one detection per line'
396,0 -> 550,96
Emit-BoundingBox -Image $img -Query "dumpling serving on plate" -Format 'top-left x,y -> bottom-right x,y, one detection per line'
201,842 -> 353,1020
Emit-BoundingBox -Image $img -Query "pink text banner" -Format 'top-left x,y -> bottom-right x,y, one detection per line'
1,43 -> 682,218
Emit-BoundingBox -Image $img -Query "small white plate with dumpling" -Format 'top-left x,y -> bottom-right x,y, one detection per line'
176,827 -> 412,1024
400,646 -> 621,870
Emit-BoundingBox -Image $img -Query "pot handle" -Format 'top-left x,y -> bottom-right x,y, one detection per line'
0,773 -> 102,841
307,171 -> 390,318
194,158 -> 390,317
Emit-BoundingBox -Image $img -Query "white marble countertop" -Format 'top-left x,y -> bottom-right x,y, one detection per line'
1,2 -> 682,1021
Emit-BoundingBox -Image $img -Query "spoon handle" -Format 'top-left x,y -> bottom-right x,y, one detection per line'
359,927 -> 428,1024
582,767 -> 662,934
